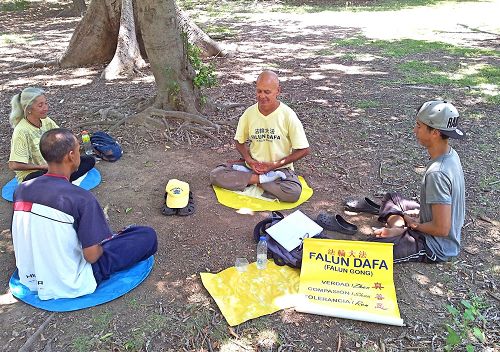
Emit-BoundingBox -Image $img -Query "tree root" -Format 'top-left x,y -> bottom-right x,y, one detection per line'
184,125 -> 220,143
75,105 -> 221,144
73,120 -> 118,129
16,59 -> 60,70
18,313 -> 55,352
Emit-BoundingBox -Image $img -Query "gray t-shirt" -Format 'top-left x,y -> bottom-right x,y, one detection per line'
420,147 -> 465,261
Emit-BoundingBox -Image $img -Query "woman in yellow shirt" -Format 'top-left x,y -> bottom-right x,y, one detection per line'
8,87 -> 95,183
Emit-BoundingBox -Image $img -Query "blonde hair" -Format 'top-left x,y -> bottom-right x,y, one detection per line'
9,87 -> 45,128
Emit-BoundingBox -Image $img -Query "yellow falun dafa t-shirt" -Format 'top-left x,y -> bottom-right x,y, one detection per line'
9,117 -> 59,183
234,102 -> 309,170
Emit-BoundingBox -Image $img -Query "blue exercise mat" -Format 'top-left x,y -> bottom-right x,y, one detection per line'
1,168 -> 101,202
9,255 -> 154,312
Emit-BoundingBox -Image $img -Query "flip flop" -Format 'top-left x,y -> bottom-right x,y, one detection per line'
316,212 -> 358,235
177,191 -> 195,216
161,192 -> 178,216
344,197 -> 380,214
161,205 -> 177,216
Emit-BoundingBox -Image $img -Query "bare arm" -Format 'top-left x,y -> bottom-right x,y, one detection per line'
9,161 -> 48,172
271,147 -> 310,170
235,140 -> 254,164
82,244 -> 103,264
404,203 -> 451,237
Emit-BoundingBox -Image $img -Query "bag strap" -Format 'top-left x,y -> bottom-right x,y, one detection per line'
252,211 -> 284,242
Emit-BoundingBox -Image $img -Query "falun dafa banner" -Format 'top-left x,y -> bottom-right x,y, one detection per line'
296,239 -> 404,326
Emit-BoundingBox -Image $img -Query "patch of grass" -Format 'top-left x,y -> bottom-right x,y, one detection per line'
332,36 -> 370,47
1,0 -> 28,11
397,61 -> 499,103
332,37 -> 499,58
340,52 -> 358,60
122,314 -> 168,351
71,335 -> 94,352
380,39 -> 499,58
397,60 -> 448,85
315,48 -> 335,56
1,33 -> 33,45
204,25 -> 236,37
354,99 -> 380,109
93,311 -> 113,330
444,295 -> 488,351
479,175 -> 500,191
270,0 -> 461,13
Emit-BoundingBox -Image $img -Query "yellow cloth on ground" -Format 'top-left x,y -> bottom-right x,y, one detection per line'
212,176 -> 313,211
200,261 -> 300,326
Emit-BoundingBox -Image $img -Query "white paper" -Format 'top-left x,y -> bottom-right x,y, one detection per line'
266,210 -> 323,251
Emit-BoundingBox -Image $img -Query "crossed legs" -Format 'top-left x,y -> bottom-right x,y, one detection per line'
210,162 -> 302,202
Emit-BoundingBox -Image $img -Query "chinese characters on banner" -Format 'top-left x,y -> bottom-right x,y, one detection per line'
296,239 -> 404,326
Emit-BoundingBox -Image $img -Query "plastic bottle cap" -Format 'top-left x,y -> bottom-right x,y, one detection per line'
259,236 -> 266,240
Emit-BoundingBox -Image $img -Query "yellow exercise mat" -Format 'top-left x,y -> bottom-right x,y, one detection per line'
200,261 -> 300,326
212,176 -> 313,211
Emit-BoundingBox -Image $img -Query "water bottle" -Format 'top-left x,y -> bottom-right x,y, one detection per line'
256,236 -> 268,270
81,131 -> 93,155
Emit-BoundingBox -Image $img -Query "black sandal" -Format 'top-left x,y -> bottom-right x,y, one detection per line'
344,197 -> 380,214
177,191 -> 195,216
316,212 -> 358,235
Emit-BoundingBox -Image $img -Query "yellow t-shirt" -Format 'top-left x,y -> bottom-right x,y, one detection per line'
9,117 -> 59,183
234,102 -> 309,170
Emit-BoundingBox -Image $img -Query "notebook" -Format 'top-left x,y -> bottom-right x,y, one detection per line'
266,210 -> 323,251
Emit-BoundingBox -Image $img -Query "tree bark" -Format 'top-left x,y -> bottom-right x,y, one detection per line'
59,0 -> 224,69
58,0 -> 87,17
175,4 -> 226,57
59,0 -> 120,67
72,0 -> 87,14
101,0 -> 146,80
137,0 -> 200,112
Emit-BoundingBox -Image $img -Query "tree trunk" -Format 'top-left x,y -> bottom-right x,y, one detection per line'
59,0 -> 120,67
101,0 -> 146,80
59,0 -> 223,69
175,4 -> 226,57
137,0 -> 200,112
72,0 -> 87,14
58,0 -> 87,17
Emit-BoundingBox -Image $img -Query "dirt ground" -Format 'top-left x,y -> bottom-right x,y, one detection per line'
0,0 -> 499,351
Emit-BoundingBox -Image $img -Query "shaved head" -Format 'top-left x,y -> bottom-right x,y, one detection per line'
257,70 -> 280,87
255,70 -> 281,115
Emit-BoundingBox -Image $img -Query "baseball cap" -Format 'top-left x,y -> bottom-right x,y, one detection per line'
416,100 -> 465,139
165,179 -> 190,208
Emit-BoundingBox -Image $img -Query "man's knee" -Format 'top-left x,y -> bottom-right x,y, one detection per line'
277,182 -> 302,203
209,165 -> 228,186
132,226 -> 158,254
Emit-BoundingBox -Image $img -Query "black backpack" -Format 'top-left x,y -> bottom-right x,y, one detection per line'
253,211 -> 325,269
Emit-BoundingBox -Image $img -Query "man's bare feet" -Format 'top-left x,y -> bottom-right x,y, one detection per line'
373,227 -> 406,238
386,214 -> 405,228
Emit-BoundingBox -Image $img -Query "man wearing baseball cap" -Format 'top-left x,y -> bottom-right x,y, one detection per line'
371,100 -> 465,263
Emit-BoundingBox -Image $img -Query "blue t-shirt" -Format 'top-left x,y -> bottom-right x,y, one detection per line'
11,174 -> 112,299
420,147 -> 465,261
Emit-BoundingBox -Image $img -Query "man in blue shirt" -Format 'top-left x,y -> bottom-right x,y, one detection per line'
11,128 -> 157,299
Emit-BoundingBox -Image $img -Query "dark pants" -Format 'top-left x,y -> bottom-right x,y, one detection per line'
369,192 -> 440,263
24,155 -> 96,182
92,225 -> 158,285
